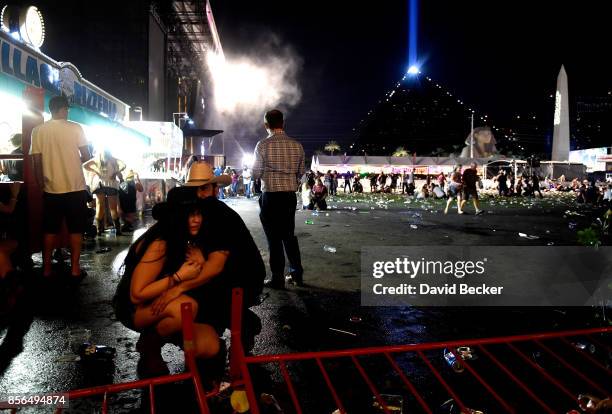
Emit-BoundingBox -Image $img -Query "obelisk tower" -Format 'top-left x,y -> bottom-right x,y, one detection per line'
551,65 -> 570,161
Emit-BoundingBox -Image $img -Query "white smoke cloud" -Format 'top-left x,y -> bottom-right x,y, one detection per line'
205,34 -> 303,163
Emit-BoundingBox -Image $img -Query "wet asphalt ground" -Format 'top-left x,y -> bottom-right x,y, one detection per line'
0,191 -> 610,413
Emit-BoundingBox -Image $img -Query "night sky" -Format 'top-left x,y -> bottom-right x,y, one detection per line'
20,0 -> 612,155
211,0 -> 611,152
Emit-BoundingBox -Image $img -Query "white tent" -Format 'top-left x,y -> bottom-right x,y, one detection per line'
311,155 -> 528,175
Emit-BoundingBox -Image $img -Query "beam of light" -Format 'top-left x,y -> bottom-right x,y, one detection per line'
408,0 -> 418,69
242,153 -> 254,167
407,65 -> 420,75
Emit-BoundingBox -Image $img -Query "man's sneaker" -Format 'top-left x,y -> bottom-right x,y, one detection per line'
264,278 -> 286,290
285,272 -> 304,287
475,210 -> 484,216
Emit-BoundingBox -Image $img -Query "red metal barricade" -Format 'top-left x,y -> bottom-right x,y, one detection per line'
2,290 -> 611,413
227,289 -> 612,414
0,303 -> 212,414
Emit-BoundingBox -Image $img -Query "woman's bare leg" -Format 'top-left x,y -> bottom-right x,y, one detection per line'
134,295 -> 219,358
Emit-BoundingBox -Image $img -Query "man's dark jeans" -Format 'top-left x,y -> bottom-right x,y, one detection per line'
259,191 -> 303,282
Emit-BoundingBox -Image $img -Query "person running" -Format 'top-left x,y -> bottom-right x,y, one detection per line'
460,162 -> 484,215
532,173 -> 543,198
444,165 -> 464,214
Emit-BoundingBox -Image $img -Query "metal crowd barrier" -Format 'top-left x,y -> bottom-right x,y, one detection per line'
2,289 -> 610,413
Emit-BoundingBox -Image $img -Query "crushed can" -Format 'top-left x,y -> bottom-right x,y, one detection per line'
78,343 -> 116,360
573,341 -> 596,354
444,349 -> 464,373
372,394 -> 403,413
444,346 -> 476,373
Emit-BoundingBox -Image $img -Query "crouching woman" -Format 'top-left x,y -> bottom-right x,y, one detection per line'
113,200 -> 220,375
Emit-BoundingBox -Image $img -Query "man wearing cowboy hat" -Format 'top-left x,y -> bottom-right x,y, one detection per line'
150,162 -> 265,352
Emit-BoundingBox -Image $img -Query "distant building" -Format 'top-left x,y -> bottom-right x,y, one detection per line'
33,0 -> 220,125
573,95 -> 612,150
355,74 -> 475,156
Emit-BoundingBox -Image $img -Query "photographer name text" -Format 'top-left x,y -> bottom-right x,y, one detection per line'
372,283 -> 503,296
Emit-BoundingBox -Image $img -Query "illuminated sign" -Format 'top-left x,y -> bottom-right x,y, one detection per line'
0,30 -> 127,121
19,6 -> 45,49
569,147 -> 607,172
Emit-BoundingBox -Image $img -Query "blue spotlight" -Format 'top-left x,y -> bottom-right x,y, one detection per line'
408,0 -> 418,69
407,65 -> 420,75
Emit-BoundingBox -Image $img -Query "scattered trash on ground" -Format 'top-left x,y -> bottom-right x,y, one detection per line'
260,393 -> 283,413
328,327 -> 357,336
372,394 -> 403,413
410,224 -> 418,229
323,245 -> 337,253
572,341 -> 596,354
443,346 -> 477,373
78,343 -> 116,360
305,220 -> 314,225
95,247 -> 112,254
518,232 -> 539,240
230,390 -> 250,413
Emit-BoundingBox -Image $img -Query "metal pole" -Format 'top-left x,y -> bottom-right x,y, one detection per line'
470,112 -> 474,159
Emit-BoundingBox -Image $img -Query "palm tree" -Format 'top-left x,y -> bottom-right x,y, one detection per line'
431,147 -> 446,157
324,141 -> 341,156
392,146 -> 409,157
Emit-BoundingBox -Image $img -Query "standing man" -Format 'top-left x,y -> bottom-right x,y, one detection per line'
242,166 -> 252,199
460,162 -> 484,215
213,165 -> 225,199
253,109 -> 305,288
343,171 -> 353,193
496,170 -> 508,197
30,95 -> 92,280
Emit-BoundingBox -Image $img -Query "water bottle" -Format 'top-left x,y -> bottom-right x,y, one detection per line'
78,343 -> 116,360
323,245 -> 337,253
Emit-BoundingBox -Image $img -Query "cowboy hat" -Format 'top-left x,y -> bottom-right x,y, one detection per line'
125,170 -> 136,181
183,161 -> 231,187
